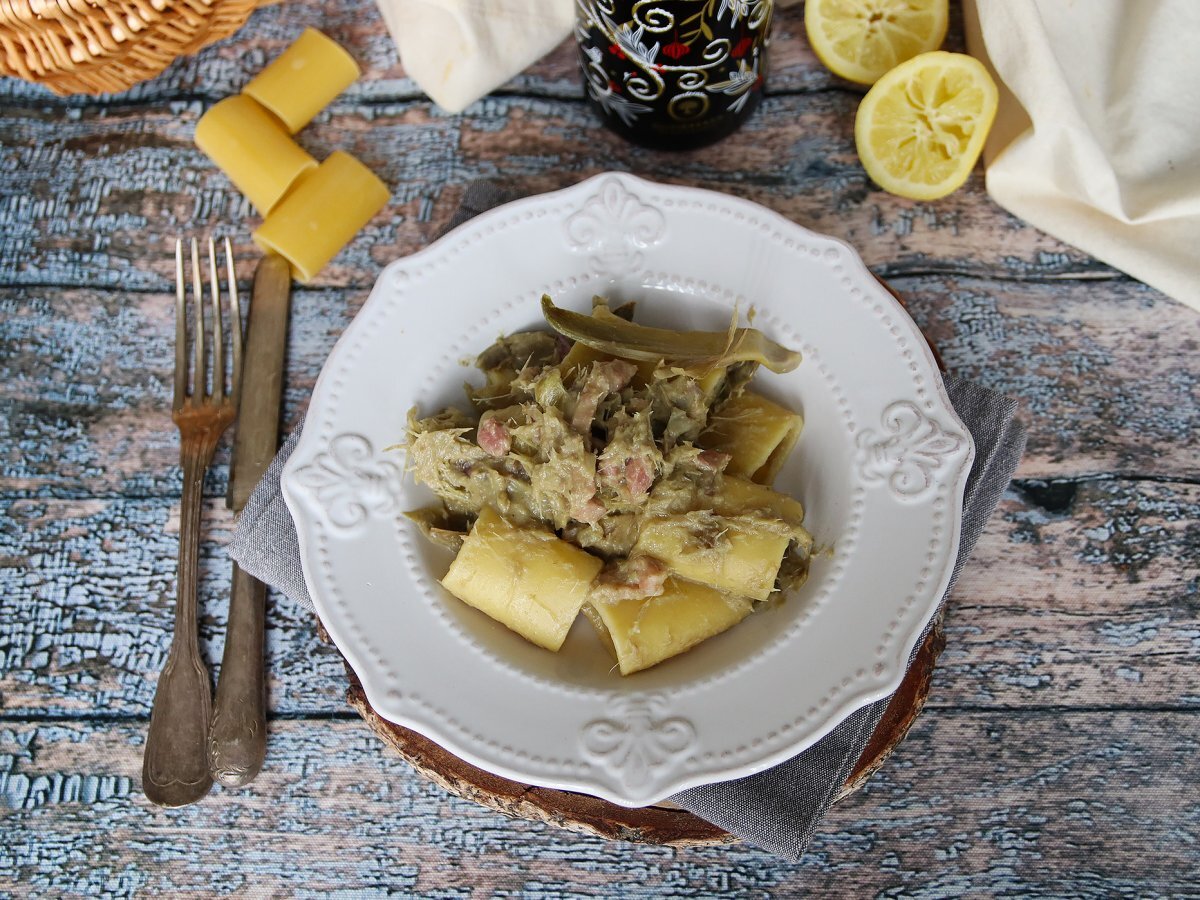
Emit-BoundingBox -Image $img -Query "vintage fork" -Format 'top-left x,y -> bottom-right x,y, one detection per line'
143,237 -> 243,807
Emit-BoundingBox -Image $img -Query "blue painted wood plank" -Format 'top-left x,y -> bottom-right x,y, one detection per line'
2,482 -> 1197,719
1,0 -> 1196,884
0,496 -> 347,718
3,273 -> 1196,504
2,712 -> 1197,897
0,96 -> 1115,296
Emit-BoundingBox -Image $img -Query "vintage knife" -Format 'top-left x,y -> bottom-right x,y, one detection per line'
209,252 -> 291,787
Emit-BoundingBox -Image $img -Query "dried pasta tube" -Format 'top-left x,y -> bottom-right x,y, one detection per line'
252,151 -> 389,283
194,94 -> 317,215
243,27 -> 361,133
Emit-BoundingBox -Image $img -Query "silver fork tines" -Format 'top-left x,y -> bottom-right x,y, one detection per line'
174,237 -> 242,408
146,236 -> 244,808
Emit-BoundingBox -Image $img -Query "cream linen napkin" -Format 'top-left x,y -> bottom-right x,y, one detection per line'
372,0 -> 804,113
965,0 -> 1200,313
372,0 -> 574,112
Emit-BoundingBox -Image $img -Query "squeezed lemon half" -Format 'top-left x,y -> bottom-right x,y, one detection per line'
854,51 -> 998,201
805,0 -> 948,85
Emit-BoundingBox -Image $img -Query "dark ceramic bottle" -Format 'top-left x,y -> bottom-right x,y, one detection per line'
576,0 -> 773,150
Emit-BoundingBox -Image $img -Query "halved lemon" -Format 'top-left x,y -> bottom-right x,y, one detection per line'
805,0 -> 949,85
855,51 -> 998,201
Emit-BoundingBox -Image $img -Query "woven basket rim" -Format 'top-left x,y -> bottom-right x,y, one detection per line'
0,0 -> 260,95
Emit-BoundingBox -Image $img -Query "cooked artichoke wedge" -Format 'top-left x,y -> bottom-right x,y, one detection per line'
541,296 -> 801,374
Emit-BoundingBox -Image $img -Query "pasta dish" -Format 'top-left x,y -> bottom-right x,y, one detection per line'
403,296 -> 812,675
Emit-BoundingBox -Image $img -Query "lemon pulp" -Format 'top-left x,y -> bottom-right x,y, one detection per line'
855,51 -> 999,201
806,0 -> 948,85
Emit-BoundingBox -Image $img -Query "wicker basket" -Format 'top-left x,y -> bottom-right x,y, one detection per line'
0,0 -> 270,95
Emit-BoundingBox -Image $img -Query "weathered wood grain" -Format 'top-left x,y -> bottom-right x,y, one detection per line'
3,274 -> 1196,503
0,97 -> 1117,294
3,710 -> 1198,897
0,284 -> 334,498
897,276 -> 1200,476
945,482 -> 1200,709
0,3 -> 1117,291
0,495 -> 347,719
2,482 -> 1197,719
3,0 -> 1199,884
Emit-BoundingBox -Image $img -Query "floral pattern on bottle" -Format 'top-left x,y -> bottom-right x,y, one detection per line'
576,0 -> 773,146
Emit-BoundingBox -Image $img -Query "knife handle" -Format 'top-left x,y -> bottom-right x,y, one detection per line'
209,562 -> 267,787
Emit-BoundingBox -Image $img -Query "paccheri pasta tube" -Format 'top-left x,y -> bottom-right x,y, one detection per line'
194,94 -> 317,215
194,28 -> 389,282
243,27 -> 361,133
252,151 -> 389,283
585,577 -> 754,676
404,298 -> 812,675
632,514 -> 793,603
442,506 -> 604,651
700,390 -> 804,484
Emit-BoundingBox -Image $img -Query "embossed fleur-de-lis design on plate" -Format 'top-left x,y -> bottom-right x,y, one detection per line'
581,693 -> 695,788
856,402 -> 965,499
564,176 -> 666,274
292,433 -> 403,530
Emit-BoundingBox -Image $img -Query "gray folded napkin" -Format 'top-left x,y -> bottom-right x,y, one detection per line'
228,182 -> 1027,862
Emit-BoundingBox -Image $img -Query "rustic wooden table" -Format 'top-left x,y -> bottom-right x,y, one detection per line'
3,2 -> 1199,896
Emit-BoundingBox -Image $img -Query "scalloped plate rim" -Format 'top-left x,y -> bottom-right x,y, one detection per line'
281,171 -> 975,807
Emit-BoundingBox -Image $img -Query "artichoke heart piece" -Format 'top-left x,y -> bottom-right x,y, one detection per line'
404,506 -> 470,553
441,506 -> 603,651
541,296 -> 801,374
560,299 -> 658,384
560,341 -> 658,386
588,578 -> 754,675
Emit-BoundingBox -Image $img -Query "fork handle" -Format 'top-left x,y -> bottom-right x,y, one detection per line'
143,438 -> 216,807
209,562 -> 267,786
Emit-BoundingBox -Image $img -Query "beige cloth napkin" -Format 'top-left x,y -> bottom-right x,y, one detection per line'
965,0 -> 1200,313
372,0 -> 574,112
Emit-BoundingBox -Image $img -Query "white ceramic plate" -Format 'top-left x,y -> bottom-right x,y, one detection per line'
282,172 -> 974,807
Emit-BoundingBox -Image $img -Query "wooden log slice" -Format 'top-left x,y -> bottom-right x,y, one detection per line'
341,616 -> 944,846
334,278 -> 950,845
